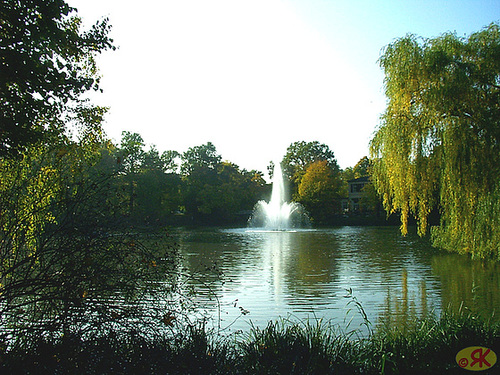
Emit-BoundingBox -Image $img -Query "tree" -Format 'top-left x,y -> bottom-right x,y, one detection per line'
0,0 -> 114,156
181,142 -> 221,176
137,146 -> 182,224
281,141 -> 341,202
282,141 -> 339,182
0,124 -> 179,343
180,143 -> 265,223
341,156 -> 371,185
118,131 -> 145,174
115,131 -> 145,216
370,23 -> 500,259
353,156 -> 371,178
180,143 -> 220,219
113,133 -> 183,223
296,160 -> 342,222
217,162 -> 266,216
161,150 -> 181,173
0,2 -> 182,342
142,145 -> 163,171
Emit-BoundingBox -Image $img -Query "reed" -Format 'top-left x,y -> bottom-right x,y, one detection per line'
237,316 -> 359,374
361,310 -> 500,374
1,311 -> 498,374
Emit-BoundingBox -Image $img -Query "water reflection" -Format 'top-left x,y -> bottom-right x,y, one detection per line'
378,271 -> 434,330
172,227 -> 500,332
262,232 -> 290,304
431,254 -> 500,320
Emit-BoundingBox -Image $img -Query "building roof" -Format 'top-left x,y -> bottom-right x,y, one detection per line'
347,176 -> 370,184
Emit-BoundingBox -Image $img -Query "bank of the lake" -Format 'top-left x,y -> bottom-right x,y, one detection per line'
1,312 -> 498,374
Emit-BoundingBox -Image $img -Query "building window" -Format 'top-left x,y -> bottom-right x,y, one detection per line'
351,183 -> 365,193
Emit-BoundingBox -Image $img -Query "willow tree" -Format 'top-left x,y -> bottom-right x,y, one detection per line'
370,23 -> 500,260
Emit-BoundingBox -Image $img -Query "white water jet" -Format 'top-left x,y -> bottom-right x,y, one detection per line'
248,161 -> 310,230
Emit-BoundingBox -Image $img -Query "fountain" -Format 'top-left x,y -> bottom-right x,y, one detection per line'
248,161 -> 310,230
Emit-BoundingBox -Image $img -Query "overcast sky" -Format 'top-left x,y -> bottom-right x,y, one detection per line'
69,0 -> 499,175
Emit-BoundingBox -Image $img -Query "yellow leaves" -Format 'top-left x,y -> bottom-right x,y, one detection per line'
377,88 -> 500,255
1,150 -> 64,260
297,160 -> 337,202
372,28 -> 500,251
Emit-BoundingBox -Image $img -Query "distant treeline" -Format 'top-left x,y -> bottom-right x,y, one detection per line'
91,133 -> 379,226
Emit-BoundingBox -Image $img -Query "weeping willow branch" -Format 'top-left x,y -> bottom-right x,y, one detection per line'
370,23 -> 500,260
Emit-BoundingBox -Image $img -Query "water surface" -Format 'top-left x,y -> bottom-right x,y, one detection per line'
173,226 -> 500,333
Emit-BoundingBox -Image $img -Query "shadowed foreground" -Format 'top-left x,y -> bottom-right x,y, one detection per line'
1,312 -> 498,374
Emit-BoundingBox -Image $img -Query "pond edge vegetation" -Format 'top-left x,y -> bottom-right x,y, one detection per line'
1,308 -> 498,374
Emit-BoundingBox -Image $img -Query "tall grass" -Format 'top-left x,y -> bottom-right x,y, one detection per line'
237,317 -> 359,374
1,311 -> 498,374
0,324 -> 236,375
362,310 -> 500,374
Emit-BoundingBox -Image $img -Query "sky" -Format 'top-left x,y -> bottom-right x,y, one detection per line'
69,0 -> 499,175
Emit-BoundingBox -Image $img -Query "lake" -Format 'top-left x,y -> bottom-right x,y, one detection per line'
171,226 -> 500,334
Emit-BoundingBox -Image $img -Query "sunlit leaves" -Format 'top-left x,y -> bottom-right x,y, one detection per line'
297,160 -> 339,205
0,151 -> 59,266
282,141 -> 339,185
371,23 -> 500,259
296,160 -> 342,222
0,0 -> 114,156
0,137 -> 181,339
181,142 -> 222,176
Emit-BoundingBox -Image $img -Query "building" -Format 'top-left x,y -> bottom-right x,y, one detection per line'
342,176 -> 371,213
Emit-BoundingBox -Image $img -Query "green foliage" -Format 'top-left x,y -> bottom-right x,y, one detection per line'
178,143 -> 265,223
111,132 -> 183,223
370,23 -> 500,259
0,323 -> 235,375
0,0 -> 204,357
280,142 -> 343,222
107,138 -> 266,225
363,311 -> 500,375
181,142 -> 222,176
0,0 -> 184,342
353,156 -> 371,178
341,156 -> 374,205
0,0 -> 114,156
282,141 -> 340,186
0,138 -> 180,341
343,156 -> 372,184
118,131 -> 145,174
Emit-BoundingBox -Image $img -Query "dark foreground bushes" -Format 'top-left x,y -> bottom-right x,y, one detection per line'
1,313 -> 498,374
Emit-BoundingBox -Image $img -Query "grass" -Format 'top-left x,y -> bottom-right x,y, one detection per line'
237,317 -> 359,374
0,312 -> 498,374
362,312 -> 500,374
